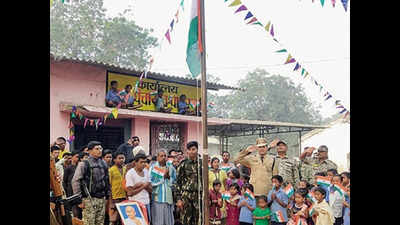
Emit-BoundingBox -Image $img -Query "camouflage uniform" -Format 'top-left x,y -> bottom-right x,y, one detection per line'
272,155 -> 300,188
175,157 -> 203,225
302,156 -> 337,184
82,197 -> 106,225
299,161 -> 314,184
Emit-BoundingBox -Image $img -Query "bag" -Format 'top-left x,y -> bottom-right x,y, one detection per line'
63,193 -> 82,209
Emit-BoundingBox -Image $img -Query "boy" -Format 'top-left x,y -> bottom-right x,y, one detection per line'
109,152 -> 127,225
267,175 -> 289,225
152,89 -> 172,113
329,175 -> 344,225
239,183 -> 256,225
119,84 -> 143,110
209,179 -> 223,224
311,187 -> 334,225
178,94 -> 193,115
102,149 -> 113,168
106,80 -> 122,107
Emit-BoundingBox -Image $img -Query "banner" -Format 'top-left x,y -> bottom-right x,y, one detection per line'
107,71 -> 201,114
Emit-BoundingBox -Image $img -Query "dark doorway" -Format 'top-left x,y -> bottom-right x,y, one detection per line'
150,122 -> 185,155
73,125 -> 124,152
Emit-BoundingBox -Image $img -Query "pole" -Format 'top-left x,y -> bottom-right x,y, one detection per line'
200,0 -> 209,224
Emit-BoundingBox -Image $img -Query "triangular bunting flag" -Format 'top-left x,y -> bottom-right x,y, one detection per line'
344,111 -> 350,119
331,0 -> 336,7
341,0 -> 348,12
95,119 -> 99,130
175,10 -> 179,23
234,5 -> 247,13
339,109 -> 347,114
320,0 -> 325,7
84,118 -> 88,128
244,12 -> 253,20
324,92 -> 329,97
301,68 -> 305,75
229,0 -> 242,7
293,63 -> 301,71
111,108 -> 119,119
276,49 -> 287,53
335,100 -> 341,105
285,54 -> 296,64
270,25 -> 274,36
104,114 -> 108,123
315,80 -> 318,86
265,21 -> 271,31
273,38 -> 279,43
165,30 -> 171,44
170,20 -> 174,32
246,17 -> 258,24
252,22 -> 263,26
304,72 -> 309,78
89,120 -> 94,126
336,105 -> 344,109
325,94 -> 332,101
180,0 -> 184,11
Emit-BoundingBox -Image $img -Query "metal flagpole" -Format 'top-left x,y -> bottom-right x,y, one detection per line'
200,0 -> 209,224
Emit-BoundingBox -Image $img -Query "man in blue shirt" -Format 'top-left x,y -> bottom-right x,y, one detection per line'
267,175 -> 289,225
106,80 -> 122,107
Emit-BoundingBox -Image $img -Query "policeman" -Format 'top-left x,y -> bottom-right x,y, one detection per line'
299,145 -> 337,184
175,141 -> 203,225
270,140 -> 300,188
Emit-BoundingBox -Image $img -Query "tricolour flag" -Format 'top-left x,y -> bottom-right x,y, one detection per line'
166,158 -> 174,166
151,166 -> 166,179
308,204 -> 315,216
333,183 -> 347,196
283,183 -> 294,198
316,176 -> 331,187
272,211 -> 285,222
220,166 -> 231,173
186,0 -> 202,78
244,189 -> 255,201
306,192 -> 317,203
222,191 -> 231,200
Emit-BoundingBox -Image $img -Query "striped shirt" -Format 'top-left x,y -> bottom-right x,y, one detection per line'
150,161 -> 176,205
328,185 -> 344,218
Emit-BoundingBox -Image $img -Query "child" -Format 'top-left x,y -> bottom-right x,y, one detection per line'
310,187 -> 334,225
252,195 -> 271,225
152,89 -> 172,113
329,175 -> 344,225
340,172 -> 350,188
267,175 -> 289,225
106,80 -> 122,107
226,168 -> 244,189
178,94 -> 191,115
119,84 -> 143,110
298,180 -> 311,190
225,183 -> 241,225
209,180 -> 223,225
287,190 -> 308,225
238,183 -> 256,225
241,174 -> 250,185
342,186 -> 350,225
108,152 -> 127,225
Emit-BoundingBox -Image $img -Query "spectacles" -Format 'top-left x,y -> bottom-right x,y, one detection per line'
94,146 -> 103,151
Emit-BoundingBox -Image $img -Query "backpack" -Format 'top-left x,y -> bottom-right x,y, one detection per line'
81,159 -> 108,198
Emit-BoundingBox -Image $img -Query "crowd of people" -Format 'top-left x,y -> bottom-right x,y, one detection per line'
49,136 -> 350,225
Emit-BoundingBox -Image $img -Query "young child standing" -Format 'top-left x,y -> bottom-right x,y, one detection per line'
329,175 -> 345,225
267,175 -> 289,225
252,195 -> 271,225
209,180 -> 223,225
287,190 -> 308,225
225,183 -> 241,225
226,168 -> 244,189
310,187 -> 334,225
238,184 -> 256,225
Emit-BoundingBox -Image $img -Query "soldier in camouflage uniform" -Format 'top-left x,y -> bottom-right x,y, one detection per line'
175,141 -> 203,225
299,145 -> 337,184
270,140 -> 300,188
298,147 -> 315,185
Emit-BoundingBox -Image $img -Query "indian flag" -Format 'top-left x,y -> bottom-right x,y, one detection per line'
244,189 -> 255,201
166,158 -> 174,166
186,0 -> 202,78
151,166 -> 166,179
308,204 -> 315,216
283,183 -> 294,198
272,210 -> 285,222
316,176 -> 331,187
306,192 -> 317,203
333,183 -> 347,196
222,191 -> 231,200
220,166 -> 231,173
295,216 -> 304,225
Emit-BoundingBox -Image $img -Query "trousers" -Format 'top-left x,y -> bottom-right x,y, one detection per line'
82,197 -> 106,225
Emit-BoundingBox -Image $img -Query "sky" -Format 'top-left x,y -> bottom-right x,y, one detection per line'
103,0 -> 350,119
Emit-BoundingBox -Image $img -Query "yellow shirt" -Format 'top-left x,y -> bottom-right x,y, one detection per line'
208,169 -> 228,192
109,165 -> 127,199
58,149 -> 70,160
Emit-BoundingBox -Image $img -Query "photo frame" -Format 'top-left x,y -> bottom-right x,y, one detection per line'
116,201 -> 149,225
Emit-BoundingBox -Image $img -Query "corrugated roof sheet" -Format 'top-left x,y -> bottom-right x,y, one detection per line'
50,52 -> 243,91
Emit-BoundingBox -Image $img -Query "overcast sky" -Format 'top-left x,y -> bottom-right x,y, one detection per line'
103,0 -> 350,119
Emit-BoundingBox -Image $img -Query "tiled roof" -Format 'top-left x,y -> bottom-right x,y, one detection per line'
50,52 -> 243,91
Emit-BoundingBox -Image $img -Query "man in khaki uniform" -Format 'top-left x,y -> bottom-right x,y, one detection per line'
270,140 -> 300,188
234,138 -> 280,197
299,145 -> 337,184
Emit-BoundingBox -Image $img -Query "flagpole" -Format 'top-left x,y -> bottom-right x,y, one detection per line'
199,0 -> 209,224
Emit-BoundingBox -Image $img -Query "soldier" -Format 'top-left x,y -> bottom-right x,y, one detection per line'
298,147 -> 315,185
299,145 -> 337,184
175,141 -> 203,225
270,140 -> 300,188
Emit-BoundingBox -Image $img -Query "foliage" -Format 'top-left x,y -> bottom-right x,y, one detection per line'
50,0 -> 158,70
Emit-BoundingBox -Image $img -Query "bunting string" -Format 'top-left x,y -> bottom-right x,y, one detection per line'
224,0 -> 350,120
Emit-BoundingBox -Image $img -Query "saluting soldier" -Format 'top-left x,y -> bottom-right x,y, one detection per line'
299,145 -> 337,184
298,147 -> 315,184
175,141 -> 203,225
270,140 -> 300,188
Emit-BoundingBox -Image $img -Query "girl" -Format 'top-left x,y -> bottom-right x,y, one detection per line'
238,184 -> 256,225
311,187 -> 334,225
209,180 -> 223,225
342,186 -> 350,225
252,195 -> 271,225
226,168 -> 244,189
287,190 -> 308,225
209,157 -> 228,222
225,183 -> 241,225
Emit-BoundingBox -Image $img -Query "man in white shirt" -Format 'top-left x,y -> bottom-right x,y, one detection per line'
125,153 -> 152,223
329,174 -> 344,225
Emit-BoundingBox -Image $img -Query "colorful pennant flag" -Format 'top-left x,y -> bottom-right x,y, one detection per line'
283,183 -> 294,198
170,20 -> 175,32
331,0 -> 336,7
165,30 -> 171,44
272,211 -> 285,222
270,24 -> 274,36
186,0 -> 202,78
151,166 -> 166,179
265,21 -> 271,32
301,68 -> 305,75
293,63 -> 301,71
285,54 -> 296,64
253,22 -> 263,26
244,189 -> 255,201
316,176 -> 331,187
246,17 -> 258,25
341,0 -> 349,11
84,118 -> 89,128
222,191 -> 231,200
235,5 -> 247,13
276,49 -> 287,53
304,72 -> 309,78
320,0 -> 325,7
175,10 -> 180,23
111,108 -> 119,119
344,111 -> 350,119
325,94 -> 332,101
339,109 -> 347,114
229,0 -> 242,7
244,11 -> 253,20
180,0 -> 185,11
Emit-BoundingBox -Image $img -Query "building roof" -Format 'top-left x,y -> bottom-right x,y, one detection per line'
301,116 -> 348,141
50,53 -> 243,91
